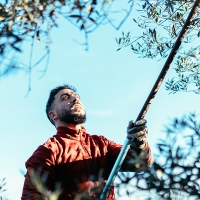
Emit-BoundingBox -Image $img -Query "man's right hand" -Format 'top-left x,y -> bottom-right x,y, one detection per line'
74,181 -> 105,200
127,119 -> 148,149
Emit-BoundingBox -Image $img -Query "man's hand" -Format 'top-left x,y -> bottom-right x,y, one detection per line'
127,119 -> 148,149
74,181 -> 105,200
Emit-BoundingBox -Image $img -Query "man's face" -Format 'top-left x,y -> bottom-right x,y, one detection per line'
52,89 -> 86,124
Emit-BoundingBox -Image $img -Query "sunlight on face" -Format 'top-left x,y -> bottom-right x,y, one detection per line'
53,89 -> 86,124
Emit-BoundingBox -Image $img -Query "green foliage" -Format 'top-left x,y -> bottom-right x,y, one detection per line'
166,47 -> 200,93
117,0 -> 200,93
26,168 -> 62,200
0,0 -> 132,67
0,0 -> 114,74
0,0 -> 113,52
0,0 -> 134,93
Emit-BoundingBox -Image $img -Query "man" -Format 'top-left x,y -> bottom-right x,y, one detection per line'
21,84 -> 152,200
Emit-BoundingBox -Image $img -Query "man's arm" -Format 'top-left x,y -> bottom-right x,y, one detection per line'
121,141 -> 152,172
21,145 -> 57,200
121,119 -> 152,172
106,119 -> 152,172
106,141 -> 151,172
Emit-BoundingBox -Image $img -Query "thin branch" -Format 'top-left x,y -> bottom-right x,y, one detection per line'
104,1 -> 134,30
24,33 -> 35,97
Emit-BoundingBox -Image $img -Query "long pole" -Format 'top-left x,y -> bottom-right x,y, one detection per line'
100,1 -> 200,199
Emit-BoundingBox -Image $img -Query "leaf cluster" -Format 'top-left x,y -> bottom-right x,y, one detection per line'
0,0 -> 134,94
0,0 -> 112,67
116,0 -> 200,93
166,47 -> 200,93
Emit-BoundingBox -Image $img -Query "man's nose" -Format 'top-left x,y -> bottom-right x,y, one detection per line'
72,95 -> 79,102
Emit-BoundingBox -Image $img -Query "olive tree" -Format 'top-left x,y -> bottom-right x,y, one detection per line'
117,0 -> 200,94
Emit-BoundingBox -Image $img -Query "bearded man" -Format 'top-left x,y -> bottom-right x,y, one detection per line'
21,84 -> 152,200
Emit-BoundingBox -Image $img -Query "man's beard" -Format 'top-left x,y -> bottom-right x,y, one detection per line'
58,109 -> 86,125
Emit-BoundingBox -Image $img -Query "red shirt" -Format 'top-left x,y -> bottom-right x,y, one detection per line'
21,126 -> 151,199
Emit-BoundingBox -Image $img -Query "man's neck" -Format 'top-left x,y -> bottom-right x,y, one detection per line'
65,123 -> 83,131
55,121 -> 83,131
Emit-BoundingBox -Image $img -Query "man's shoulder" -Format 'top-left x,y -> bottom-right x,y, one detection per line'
42,135 -> 61,149
26,136 -> 60,163
28,135 -> 60,156
90,134 -> 107,139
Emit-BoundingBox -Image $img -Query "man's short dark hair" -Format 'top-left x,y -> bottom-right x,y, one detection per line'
46,84 -> 77,125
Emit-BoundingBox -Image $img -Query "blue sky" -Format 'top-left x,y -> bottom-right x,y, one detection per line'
0,3 -> 200,199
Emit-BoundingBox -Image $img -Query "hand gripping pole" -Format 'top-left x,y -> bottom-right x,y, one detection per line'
100,1 -> 200,199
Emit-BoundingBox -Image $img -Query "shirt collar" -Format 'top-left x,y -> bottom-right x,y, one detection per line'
56,126 -> 86,140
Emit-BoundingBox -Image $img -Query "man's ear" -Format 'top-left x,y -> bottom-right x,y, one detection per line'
49,111 -> 58,121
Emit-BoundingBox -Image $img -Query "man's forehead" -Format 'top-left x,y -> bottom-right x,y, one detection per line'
55,88 -> 76,98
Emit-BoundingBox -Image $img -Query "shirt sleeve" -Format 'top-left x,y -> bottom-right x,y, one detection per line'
21,144 -> 57,200
121,142 -> 152,172
101,136 -> 152,172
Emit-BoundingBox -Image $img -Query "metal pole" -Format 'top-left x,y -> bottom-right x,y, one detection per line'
100,1 -> 200,199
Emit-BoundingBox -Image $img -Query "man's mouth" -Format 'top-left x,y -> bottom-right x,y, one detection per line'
72,103 -> 82,109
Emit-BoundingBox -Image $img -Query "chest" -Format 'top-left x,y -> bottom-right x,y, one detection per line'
55,138 -> 111,182
56,137 -> 109,165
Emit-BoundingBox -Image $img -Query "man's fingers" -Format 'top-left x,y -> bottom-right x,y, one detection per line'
127,119 -> 147,131
128,128 -> 148,141
132,128 -> 147,137
136,134 -> 147,142
128,132 -> 147,141
127,120 -> 135,129
134,119 -> 147,126
127,125 -> 147,134
127,119 -> 148,149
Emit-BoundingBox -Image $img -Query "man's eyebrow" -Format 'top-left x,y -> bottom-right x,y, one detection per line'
60,93 -> 80,99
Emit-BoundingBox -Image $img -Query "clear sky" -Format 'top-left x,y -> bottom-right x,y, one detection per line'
0,3 -> 200,199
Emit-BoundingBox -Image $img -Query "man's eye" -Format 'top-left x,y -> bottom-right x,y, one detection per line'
62,95 -> 68,100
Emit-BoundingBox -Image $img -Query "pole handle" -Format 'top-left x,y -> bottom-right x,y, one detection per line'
100,138 -> 131,199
